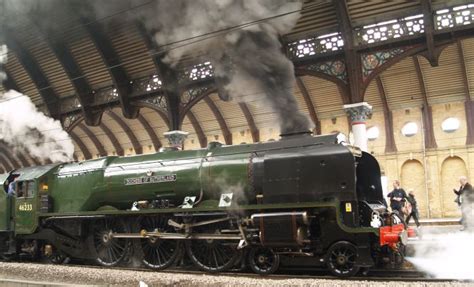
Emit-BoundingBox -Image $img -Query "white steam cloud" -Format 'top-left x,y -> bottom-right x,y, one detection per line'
408,197 -> 474,280
408,230 -> 474,280
1,43 -> 74,165
0,90 -> 75,164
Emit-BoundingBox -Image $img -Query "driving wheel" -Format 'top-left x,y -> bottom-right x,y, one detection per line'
133,216 -> 182,270
247,247 -> 280,275
326,241 -> 360,277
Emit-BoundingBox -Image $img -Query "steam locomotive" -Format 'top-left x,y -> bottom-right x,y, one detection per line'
0,132 -> 409,277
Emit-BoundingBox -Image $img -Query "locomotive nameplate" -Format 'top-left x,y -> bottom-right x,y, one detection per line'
124,174 -> 177,186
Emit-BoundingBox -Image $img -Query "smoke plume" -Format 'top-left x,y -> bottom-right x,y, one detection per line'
5,0 -> 310,134
148,0 -> 309,134
0,90 -> 75,163
90,0 -> 310,134
0,45 -> 6,83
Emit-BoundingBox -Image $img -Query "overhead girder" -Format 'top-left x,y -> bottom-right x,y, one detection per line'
456,40 -> 474,145
296,77 -> 321,135
12,150 -> 29,167
40,26 -> 102,126
412,56 -> 437,149
136,22 -> 181,130
0,154 -> 13,172
2,69 -> 20,91
3,29 -> 60,118
238,103 -> 260,142
187,110 -> 207,148
81,18 -> 138,119
334,0 -> 363,103
137,114 -> 162,152
107,110 -> 143,155
421,0 -> 438,66
0,148 -> 20,170
69,130 -> 92,160
375,77 -> 397,153
0,142 -> 22,169
77,123 -> 107,157
99,122 -> 124,156
204,97 -> 232,145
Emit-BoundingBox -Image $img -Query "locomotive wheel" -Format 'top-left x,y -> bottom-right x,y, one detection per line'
247,247 -> 280,275
326,241 -> 360,277
89,218 -> 130,267
185,224 -> 240,272
133,216 -> 182,270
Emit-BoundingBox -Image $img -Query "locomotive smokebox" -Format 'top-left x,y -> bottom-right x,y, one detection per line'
279,130 -> 312,140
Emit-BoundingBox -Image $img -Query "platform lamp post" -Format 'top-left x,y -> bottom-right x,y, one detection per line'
164,130 -> 189,150
343,102 -> 373,152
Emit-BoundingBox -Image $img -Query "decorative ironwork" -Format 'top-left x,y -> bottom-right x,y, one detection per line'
355,15 -> 424,45
436,4 -> 474,30
132,74 -> 162,94
179,62 -> 214,84
94,86 -> 119,105
62,113 -> 81,130
181,84 -> 215,106
305,60 -> 347,83
361,48 -> 407,80
137,94 -> 168,112
60,96 -> 82,113
287,32 -> 344,60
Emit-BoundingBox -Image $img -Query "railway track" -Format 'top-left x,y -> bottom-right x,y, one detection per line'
56,262 -> 457,283
1,254 -> 462,283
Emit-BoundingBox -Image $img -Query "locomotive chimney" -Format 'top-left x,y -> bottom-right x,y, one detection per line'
279,130 -> 313,140
163,130 -> 189,151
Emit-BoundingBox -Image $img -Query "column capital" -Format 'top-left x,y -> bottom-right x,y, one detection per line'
164,130 -> 189,150
343,102 -> 373,124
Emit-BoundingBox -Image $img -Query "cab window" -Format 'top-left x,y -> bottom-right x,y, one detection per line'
16,181 -> 35,198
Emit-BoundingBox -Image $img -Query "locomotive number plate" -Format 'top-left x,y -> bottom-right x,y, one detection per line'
18,203 -> 33,211
124,174 -> 177,186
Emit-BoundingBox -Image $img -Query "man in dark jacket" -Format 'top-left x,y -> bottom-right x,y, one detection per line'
387,180 -> 408,215
405,189 -> 420,227
454,176 -> 474,231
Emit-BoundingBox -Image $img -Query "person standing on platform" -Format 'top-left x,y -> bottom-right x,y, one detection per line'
387,180 -> 408,215
454,176 -> 473,231
405,189 -> 420,228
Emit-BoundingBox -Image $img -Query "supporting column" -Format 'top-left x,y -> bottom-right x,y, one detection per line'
344,102 -> 373,152
163,130 -> 189,150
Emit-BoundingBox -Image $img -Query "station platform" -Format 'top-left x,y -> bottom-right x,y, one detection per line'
0,278 -> 94,287
407,217 -> 460,227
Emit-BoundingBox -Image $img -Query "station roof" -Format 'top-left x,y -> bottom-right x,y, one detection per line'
0,0 -> 473,170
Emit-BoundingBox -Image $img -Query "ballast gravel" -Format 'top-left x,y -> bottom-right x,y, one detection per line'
0,262 -> 472,287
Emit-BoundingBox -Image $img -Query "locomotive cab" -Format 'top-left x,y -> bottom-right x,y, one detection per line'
355,152 -> 387,227
0,173 -> 12,232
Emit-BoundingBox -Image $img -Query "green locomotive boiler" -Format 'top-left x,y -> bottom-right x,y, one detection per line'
0,132 -> 409,277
